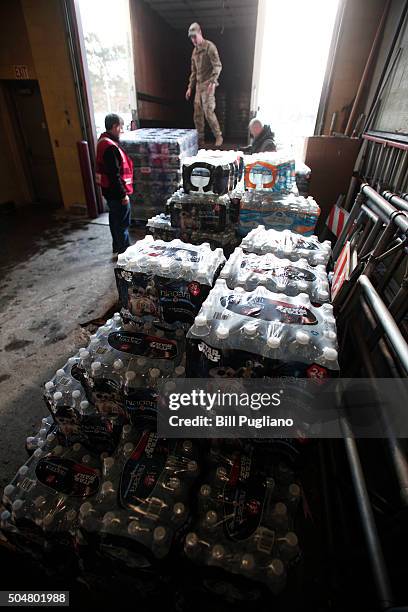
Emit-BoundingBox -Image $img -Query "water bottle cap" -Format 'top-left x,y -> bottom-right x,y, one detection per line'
211,544 -> 224,560
73,443 -> 82,451
18,466 -> 29,477
215,326 -> 229,340
72,390 -> 81,399
153,526 -> 166,542
79,502 -> 93,516
241,553 -> 255,570
243,322 -> 257,337
323,346 -> 338,361
295,331 -> 309,345
46,433 -> 56,443
205,510 -> 217,525
125,371 -> 136,381
91,361 -> 102,371
128,520 -> 139,536
124,443 -> 134,454
267,336 -> 281,349
274,502 -> 287,516
56,369 -> 65,376
185,532 -> 198,547
137,357 -> 147,367
150,368 -> 160,379
1,511 -> 11,521
113,359 -> 124,370
173,502 -> 185,516
195,314 -> 207,328
103,511 -> 117,524
289,483 -> 301,498
53,392 -> 63,401
33,496 -> 46,508
175,366 -> 185,377
26,437 -> 35,445
269,558 -> 285,577
285,531 -> 298,547
3,485 -> 15,497
80,400 -> 90,411
102,481 -> 114,494
33,448 -> 43,458
45,381 -> 54,391
187,460 -> 198,472
200,484 -> 211,497
122,424 -> 132,435
104,457 -> 115,471
297,293 -> 310,304
82,454 -> 91,464
12,499 -> 24,512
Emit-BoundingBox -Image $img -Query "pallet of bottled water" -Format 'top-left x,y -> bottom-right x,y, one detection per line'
115,236 -> 225,329
242,226 -> 332,267
39,314 -> 185,453
168,189 -> 232,233
184,445 -> 301,594
182,149 -> 244,195
187,279 -> 339,378
79,430 -> 199,567
239,191 -> 320,237
146,213 -> 179,242
244,152 -> 296,192
121,128 -> 198,222
220,247 -> 330,304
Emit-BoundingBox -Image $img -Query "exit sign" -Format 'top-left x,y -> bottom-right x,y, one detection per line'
14,65 -> 29,79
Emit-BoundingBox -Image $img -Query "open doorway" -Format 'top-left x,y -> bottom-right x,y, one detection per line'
5,80 -> 61,206
253,0 -> 339,156
77,0 -> 136,137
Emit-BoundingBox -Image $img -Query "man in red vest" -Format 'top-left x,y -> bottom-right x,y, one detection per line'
96,114 -> 134,255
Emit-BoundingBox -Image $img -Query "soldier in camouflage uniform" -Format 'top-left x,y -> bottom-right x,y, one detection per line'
185,22 -> 223,148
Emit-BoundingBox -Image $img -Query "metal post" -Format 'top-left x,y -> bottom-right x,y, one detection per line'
350,315 -> 408,507
341,417 -> 394,609
359,217 -> 384,258
383,191 -> 408,214
333,189 -> 365,261
376,247 -> 406,292
359,275 -> 408,374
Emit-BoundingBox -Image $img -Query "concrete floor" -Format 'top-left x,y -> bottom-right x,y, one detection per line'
0,206 -> 141,489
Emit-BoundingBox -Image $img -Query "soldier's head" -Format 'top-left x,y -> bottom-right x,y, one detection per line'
188,22 -> 203,46
249,118 -> 264,139
105,113 -> 124,140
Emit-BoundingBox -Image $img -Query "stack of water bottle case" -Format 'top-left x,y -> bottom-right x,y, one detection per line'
1,148 -> 338,599
121,128 -> 198,223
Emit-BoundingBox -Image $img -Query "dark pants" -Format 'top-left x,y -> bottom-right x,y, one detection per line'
106,199 -> 131,254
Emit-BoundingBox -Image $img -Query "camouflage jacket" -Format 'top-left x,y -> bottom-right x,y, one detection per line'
188,39 -> 222,89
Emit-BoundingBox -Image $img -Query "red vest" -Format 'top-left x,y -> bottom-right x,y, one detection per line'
96,134 -> 134,195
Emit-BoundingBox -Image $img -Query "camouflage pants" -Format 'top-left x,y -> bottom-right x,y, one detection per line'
194,83 -> 222,142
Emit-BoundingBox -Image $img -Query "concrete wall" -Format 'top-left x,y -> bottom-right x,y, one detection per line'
21,0 -> 86,210
322,0 -> 388,134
